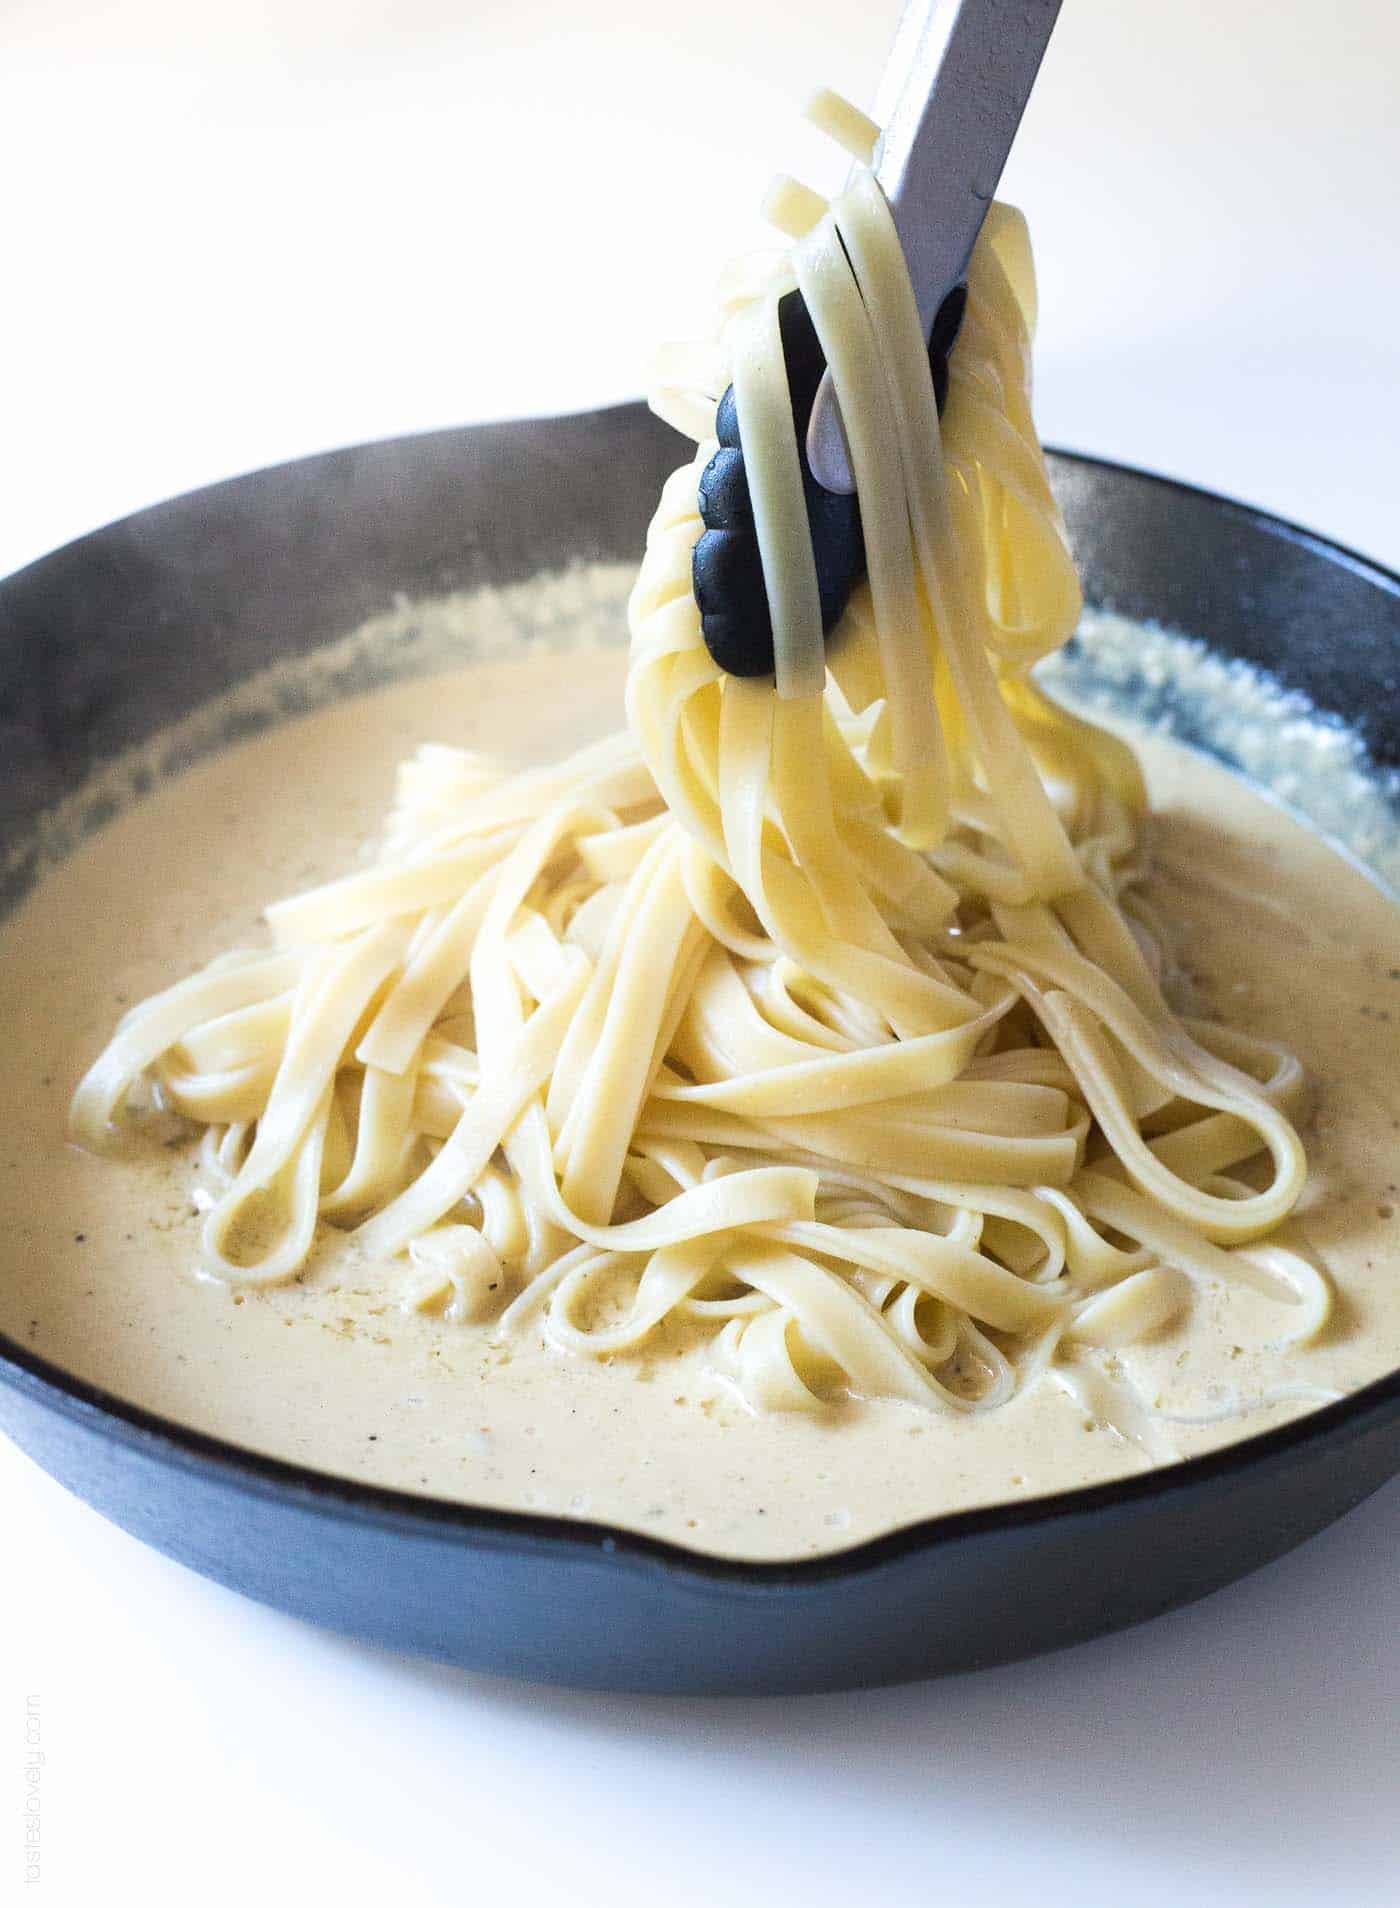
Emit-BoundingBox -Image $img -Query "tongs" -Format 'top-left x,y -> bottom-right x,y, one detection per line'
693,0 -> 1063,677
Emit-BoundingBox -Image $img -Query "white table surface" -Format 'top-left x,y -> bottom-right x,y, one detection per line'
3,4 -> 1397,1903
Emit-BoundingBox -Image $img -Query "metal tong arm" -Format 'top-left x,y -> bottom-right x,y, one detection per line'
806,0 -> 1063,493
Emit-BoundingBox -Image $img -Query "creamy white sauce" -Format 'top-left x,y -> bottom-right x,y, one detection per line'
2,602 -> 1399,1562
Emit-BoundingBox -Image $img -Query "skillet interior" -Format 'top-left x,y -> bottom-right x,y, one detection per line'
1,405 -> 1398,1692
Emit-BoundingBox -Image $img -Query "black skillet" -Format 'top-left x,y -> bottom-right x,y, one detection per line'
1,403 -> 1398,1694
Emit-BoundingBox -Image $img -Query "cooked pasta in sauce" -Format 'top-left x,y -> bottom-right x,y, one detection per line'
4,99 -> 1397,1557
2,637 -> 1400,1556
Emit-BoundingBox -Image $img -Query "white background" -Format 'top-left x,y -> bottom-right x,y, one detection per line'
2,2 -> 1398,1903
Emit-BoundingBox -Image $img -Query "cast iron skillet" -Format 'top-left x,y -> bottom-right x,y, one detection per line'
1,406 -> 1398,1694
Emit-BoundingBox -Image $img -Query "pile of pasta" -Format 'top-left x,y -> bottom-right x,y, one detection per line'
72,96 -> 1328,1432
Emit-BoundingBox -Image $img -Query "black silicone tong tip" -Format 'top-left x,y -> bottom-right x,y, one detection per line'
691,284 -> 965,679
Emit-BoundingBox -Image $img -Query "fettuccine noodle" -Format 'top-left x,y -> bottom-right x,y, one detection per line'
71,99 -> 1327,1438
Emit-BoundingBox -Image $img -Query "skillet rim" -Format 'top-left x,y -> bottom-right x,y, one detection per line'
2,422 -> 1399,1589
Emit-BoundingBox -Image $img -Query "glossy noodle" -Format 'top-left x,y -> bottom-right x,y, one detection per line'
70,100 -> 1329,1442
